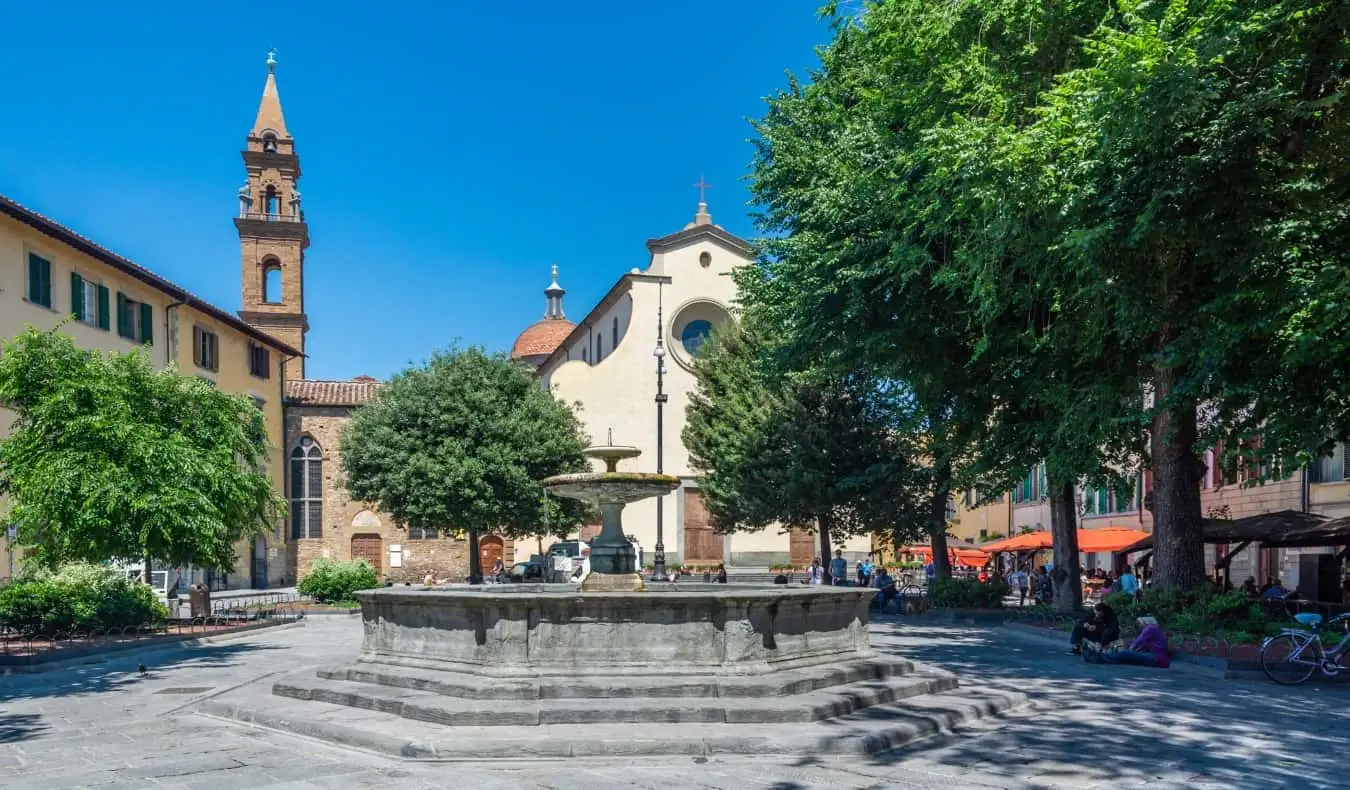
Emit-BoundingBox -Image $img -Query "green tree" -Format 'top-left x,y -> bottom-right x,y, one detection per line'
0,327 -> 283,576
953,0 -> 1350,588
684,320 -> 927,583
339,347 -> 590,583
742,0 -> 1115,587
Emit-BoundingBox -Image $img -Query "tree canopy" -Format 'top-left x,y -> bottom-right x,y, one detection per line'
339,347 -> 591,579
744,0 -> 1349,589
0,327 -> 283,572
684,319 -> 928,580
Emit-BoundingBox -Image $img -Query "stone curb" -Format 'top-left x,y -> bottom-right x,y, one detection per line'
997,623 -> 1267,681
0,619 -> 306,675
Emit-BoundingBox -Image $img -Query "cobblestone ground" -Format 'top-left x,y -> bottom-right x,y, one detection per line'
1,615 -> 1347,789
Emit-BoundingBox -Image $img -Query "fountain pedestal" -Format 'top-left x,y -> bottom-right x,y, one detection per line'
582,501 -> 644,590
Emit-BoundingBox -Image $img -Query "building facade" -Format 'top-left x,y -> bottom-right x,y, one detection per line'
510,200 -> 872,567
0,193 -> 298,586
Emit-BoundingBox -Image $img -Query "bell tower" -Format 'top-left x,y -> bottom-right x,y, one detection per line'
236,49 -> 309,378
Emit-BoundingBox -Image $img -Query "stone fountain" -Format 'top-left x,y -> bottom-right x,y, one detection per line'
538,437 -> 678,591
197,439 -> 1024,758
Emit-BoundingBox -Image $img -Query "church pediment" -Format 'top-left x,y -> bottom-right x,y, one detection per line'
645,224 -> 753,259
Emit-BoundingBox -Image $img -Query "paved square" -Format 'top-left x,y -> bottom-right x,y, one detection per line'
1,615 -> 1347,789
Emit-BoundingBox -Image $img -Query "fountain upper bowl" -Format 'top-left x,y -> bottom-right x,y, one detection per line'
540,472 -> 680,503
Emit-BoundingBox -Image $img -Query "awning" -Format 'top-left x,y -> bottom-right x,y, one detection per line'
896,544 -> 991,566
982,527 -> 1151,554
1115,510 -> 1330,554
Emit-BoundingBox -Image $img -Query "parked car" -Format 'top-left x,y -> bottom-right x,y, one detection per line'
509,556 -> 546,583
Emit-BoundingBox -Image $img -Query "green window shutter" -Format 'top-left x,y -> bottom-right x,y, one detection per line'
139,303 -> 153,345
96,286 -> 110,330
70,273 -> 84,320
28,254 -> 51,306
116,293 -> 128,338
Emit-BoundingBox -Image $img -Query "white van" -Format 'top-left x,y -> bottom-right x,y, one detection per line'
546,540 -> 591,581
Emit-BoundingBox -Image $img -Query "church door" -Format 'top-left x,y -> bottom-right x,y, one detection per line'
788,526 -> 816,566
351,534 -> 383,576
479,535 -> 505,575
682,490 -> 725,564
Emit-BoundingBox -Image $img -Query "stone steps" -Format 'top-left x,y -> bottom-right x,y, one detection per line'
316,655 -> 919,700
272,668 -> 956,726
199,676 -> 1026,758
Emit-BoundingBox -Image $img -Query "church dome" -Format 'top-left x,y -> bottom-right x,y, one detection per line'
511,318 -> 575,361
511,265 -> 574,364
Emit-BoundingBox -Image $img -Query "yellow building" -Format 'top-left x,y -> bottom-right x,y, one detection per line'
0,193 -> 301,587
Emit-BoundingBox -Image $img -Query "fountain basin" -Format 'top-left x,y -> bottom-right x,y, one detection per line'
352,584 -> 874,678
538,471 -> 680,504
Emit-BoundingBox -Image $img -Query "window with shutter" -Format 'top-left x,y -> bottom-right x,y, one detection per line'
71,273 -> 85,321
96,286 -> 110,330
27,253 -> 52,307
116,293 -> 129,338
139,303 -> 153,345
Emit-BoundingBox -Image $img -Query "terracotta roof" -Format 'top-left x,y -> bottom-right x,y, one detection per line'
285,378 -> 381,407
0,193 -> 302,358
511,318 -> 576,359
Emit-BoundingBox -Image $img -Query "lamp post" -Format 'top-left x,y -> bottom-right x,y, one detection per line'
651,292 -> 669,581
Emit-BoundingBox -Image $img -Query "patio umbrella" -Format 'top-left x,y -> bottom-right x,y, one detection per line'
1077,527 -> 1152,553
979,531 -> 1053,553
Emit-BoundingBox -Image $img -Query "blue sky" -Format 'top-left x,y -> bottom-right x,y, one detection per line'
0,1 -> 832,380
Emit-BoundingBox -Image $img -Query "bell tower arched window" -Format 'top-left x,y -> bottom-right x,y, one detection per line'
264,186 -> 280,216
290,437 -> 323,539
262,260 -> 282,304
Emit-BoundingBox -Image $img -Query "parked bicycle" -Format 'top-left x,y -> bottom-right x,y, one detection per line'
1259,612 -> 1350,685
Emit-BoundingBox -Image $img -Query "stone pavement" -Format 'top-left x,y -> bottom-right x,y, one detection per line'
0,615 -> 1347,789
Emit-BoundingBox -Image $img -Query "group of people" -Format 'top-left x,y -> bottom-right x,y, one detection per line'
1067,602 -> 1170,668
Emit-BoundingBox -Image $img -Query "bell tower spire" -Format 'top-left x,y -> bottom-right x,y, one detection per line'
236,49 -> 309,379
544,264 -> 566,319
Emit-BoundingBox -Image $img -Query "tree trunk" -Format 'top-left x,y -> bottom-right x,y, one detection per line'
467,527 -> 483,585
1048,481 -> 1082,613
817,513 -> 834,584
928,459 -> 953,581
1150,367 -> 1206,589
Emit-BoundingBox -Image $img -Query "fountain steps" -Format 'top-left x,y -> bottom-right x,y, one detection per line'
272,666 -> 956,726
199,673 -> 1026,758
316,655 -> 919,699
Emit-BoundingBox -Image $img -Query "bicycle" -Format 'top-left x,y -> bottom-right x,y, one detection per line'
1259,612 -> 1350,685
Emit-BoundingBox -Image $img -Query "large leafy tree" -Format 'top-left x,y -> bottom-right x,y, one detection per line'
340,347 -> 590,583
684,320 -> 927,582
743,0 -> 1115,587
953,0 -> 1350,588
0,327 -> 283,575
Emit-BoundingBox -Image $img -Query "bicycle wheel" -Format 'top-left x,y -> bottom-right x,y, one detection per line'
1261,633 -> 1321,685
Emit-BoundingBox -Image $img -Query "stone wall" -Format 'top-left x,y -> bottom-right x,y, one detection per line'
284,404 -> 510,584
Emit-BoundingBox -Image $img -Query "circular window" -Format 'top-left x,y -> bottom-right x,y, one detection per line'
680,320 -> 713,357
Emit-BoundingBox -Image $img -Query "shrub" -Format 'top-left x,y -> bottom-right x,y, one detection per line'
1104,588 -> 1272,642
298,559 -> 380,603
927,577 -> 1009,609
0,563 -> 168,637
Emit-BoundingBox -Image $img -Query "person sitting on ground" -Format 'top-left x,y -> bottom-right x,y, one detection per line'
1262,578 -> 1288,600
423,570 -> 445,586
1068,603 -> 1120,656
715,563 -> 728,584
1241,576 -> 1259,597
1088,616 -> 1170,667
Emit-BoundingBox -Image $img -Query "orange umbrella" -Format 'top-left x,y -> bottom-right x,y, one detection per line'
980,531 -> 1052,553
1077,527 -> 1152,553
898,544 -> 990,566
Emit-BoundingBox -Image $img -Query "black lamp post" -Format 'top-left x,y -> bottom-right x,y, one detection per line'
651,289 -> 669,581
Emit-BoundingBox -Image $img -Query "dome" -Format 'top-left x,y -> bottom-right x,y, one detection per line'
511,318 -> 575,361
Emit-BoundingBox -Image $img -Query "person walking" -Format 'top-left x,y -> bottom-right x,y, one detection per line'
808,557 -> 824,585
1012,567 -> 1030,606
830,550 -> 848,586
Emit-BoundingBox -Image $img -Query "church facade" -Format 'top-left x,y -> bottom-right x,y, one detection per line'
510,202 -> 872,567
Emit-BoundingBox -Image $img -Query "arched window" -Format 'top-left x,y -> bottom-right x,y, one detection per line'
612,316 -> 619,349
265,186 -> 280,216
262,262 -> 282,304
262,133 -> 278,153
290,437 -> 323,539
595,333 -> 602,361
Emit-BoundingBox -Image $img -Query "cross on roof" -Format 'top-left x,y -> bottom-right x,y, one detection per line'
694,174 -> 711,204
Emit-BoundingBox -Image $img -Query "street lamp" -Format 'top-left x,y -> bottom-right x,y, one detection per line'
651,292 -> 669,581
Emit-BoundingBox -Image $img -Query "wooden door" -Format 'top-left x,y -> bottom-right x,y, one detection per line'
351,534 -> 382,575
788,526 -> 816,566
682,490 -> 724,563
479,534 -> 505,574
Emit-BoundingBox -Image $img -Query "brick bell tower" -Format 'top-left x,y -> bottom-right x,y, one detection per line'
236,49 -> 309,378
